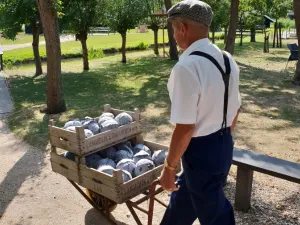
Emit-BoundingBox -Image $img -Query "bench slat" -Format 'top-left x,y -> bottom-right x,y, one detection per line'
233,148 -> 300,184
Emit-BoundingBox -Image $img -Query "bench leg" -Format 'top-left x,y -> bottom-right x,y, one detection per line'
235,165 -> 253,212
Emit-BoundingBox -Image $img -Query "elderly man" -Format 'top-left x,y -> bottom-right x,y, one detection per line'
159,1 -> 241,225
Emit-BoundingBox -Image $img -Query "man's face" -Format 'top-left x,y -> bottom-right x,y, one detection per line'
171,20 -> 187,50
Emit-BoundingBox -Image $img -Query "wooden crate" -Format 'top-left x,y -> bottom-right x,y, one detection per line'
79,139 -> 181,204
50,137 -> 182,204
50,152 -> 80,183
49,104 -> 142,156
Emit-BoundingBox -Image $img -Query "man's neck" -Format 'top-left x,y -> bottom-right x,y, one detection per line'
182,35 -> 208,51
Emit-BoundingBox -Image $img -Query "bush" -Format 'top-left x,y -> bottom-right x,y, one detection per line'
137,41 -> 149,50
88,47 -> 105,60
279,18 -> 296,30
215,32 -> 225,40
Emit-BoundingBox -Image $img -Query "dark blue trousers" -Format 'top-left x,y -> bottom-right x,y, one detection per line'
161,128 -> 235,225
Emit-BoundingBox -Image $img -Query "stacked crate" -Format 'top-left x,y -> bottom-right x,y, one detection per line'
49,104 -> 181,204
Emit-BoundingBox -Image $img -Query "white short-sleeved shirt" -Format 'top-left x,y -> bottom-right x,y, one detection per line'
0,44 -> 3,54
168,38 -> 241,137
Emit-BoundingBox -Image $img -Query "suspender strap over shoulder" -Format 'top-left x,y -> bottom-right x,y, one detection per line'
189,51 -> 231,131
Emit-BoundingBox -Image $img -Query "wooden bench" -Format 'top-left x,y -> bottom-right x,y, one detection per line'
232,148 -> 300,212
90,27 -> 110,35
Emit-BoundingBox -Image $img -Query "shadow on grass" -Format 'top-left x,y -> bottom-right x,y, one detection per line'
7,50 -> 300,148
7,56 -> 176,148
237,61 -> 300,126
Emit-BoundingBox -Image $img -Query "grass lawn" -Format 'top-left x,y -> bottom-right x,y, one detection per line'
2,30 -> 227,66
5,37 -> 300,165
0,32 -> 45,45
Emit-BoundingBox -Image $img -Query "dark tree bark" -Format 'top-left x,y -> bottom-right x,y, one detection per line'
150,25 -> 159,55
263,30 -> 270,53
225,0 -> 239,55
273,20 -> 277,48
250,27 -> 256,42
276,23 -> 280,48
293,0 -> 300,85
77,32 -> 89,70
224,26 -> 228,44
121,32 -> 127,63
164,0 -> 179,60
278,23 -> 282,48
36,0 -> 67,114
239,27 -> 243,46
32,21 -> 43,76
212,30 -> 215,44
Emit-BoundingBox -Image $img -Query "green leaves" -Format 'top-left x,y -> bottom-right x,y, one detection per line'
104,0 -> 148,34
0,0 -> 39,40
205,0 -> 230,31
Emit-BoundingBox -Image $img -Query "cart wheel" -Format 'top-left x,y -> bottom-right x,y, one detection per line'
85,189 -> 117,212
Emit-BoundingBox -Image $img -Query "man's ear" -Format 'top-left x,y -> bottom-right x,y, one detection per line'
179,22 -> 187,35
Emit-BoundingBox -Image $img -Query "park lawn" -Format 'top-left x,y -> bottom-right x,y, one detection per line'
0,32 -> 45,45
2,30 -> 169,65
5,37 -> 300,165
2,30 -> 228,66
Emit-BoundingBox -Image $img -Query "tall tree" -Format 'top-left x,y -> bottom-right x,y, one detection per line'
36,0 -> 66,114
225,0 -> 239,54
266,0 -> 293,48
247,0 -> 267,43
164,0 -> 179,60
293,0 -> 300,85
145,0 -> 164,55
105,0 -> 147,63
61,0 -> 106,70
0,0 -> 43,76
206,0 -> 230,44
237,0 -> 248,46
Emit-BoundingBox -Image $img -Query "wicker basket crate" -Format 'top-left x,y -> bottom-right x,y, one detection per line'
50,137 -> 181,204
49,104 -> 142,157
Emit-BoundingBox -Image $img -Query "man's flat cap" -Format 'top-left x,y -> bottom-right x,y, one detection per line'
167,0 -> 213,26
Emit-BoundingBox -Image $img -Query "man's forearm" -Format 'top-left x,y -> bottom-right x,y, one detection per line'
231,108 -> 240,133
166,124 -> 195,168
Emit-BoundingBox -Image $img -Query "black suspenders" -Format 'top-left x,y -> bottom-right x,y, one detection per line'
189,51 -> 231,132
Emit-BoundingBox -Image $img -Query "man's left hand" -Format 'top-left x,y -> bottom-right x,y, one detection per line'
159,168 -> 179,192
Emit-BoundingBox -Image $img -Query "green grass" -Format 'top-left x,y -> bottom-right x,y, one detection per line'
2,30 -> 227,67
0,32 -> 45,45
7,52 -> 175,148
3,30 -> 169,66
6,36 -> 300,149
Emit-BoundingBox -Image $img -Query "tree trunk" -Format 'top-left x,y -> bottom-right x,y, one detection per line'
250,27 -> 256,42
225,0 -> 239,55
77,32 -> 89,70
164,0 -> 179,60
32,21 -> 43,76
121,32 -> 127,63
239,28 -> 243,46
212,30 -> 215,44
36,0 -> 66,114
279,23 -> 282,48
263,30 -> 270,53
293,0 -> 300,85
152,26 -> 159,55
224,26 -> 228,44
276,24 -> 279,48
273,20 -> 277,48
